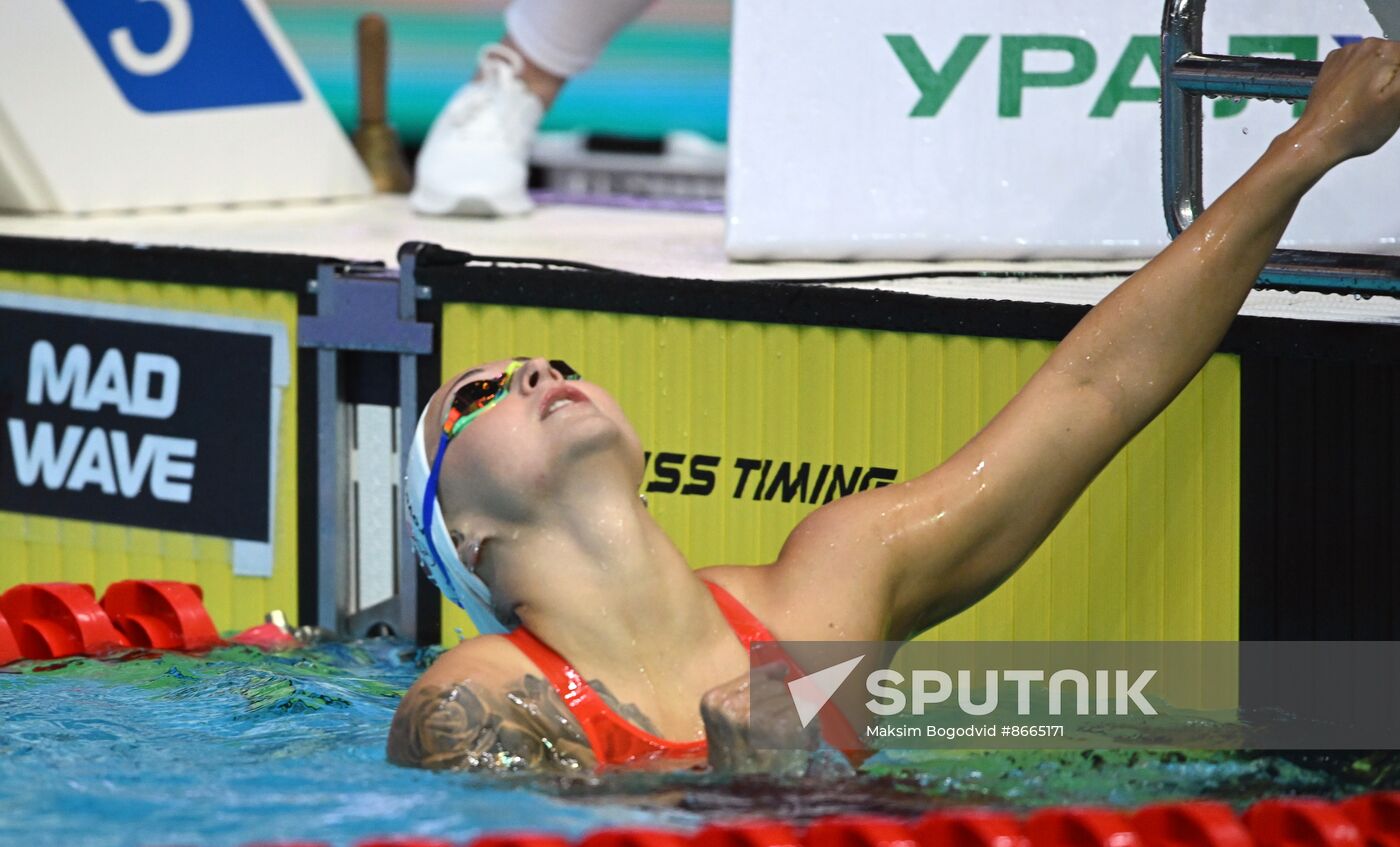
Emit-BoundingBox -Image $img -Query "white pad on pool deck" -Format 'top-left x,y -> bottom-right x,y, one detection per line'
0,0 -> 370,213
726,0 -> 1400,261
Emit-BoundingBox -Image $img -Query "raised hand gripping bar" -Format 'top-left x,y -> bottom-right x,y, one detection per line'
1161,0 -> 1400,296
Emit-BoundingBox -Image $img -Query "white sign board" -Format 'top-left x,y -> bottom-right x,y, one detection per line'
726,0 -> 1400,261
0,0 -> 370,213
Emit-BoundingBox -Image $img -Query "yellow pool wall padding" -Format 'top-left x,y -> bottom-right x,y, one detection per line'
438,303 -> 1240,645
0,270 -> 299,634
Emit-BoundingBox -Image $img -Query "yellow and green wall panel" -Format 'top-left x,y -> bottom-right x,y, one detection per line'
0,239 -> 324,635
436,298 -> 1240,645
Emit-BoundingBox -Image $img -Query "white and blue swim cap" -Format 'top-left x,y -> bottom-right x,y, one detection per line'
403,404 -> 510,635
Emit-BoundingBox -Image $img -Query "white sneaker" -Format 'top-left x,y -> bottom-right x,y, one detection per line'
410,44 -> 544,217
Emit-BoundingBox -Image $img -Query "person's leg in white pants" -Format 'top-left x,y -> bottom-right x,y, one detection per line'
411,0 -> 656,217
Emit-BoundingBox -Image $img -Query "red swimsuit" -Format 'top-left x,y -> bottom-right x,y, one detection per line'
504,581 -> 861,767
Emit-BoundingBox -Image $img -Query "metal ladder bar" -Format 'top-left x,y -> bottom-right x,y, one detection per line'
1161,0 -> 1400,296
299,262 -> 433,638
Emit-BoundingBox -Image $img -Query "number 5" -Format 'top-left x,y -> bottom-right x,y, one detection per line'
110,0 -> 192,76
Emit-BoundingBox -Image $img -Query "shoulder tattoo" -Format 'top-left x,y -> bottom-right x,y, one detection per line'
387,674 -> 594,772
388,674 -> 666,771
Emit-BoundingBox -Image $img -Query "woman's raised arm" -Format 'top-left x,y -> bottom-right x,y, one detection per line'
770,39 -> 1400,640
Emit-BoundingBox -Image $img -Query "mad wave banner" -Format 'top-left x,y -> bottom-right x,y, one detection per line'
726,0 -> 1400,260
0,292 -> 290,576
749,641 -> 1400,751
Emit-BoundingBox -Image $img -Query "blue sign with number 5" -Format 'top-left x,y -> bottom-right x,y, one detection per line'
61,0 -> 301,113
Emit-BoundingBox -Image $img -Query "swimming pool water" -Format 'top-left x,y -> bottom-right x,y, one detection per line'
2,640 -> 1394,847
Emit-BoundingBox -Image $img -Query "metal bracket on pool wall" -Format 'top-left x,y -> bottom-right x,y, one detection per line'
1161,0 -> 1400,296
298,259 -> 432,640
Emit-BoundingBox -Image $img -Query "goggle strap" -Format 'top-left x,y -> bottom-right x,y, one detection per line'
422,432 -> 455,572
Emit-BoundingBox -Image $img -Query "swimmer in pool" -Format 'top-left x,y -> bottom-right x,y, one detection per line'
388,39 -> 1400,772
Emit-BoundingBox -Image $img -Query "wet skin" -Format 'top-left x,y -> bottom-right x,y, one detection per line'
389,39 -> 1400,773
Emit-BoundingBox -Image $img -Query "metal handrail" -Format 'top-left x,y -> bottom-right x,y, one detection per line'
1161,0 -> 1400,295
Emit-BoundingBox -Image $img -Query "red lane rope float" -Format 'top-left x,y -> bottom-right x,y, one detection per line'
230,620 -> 301,651
1132,802 -> 1254,847
1025,809 -> 1145,847
468,836 -> 572,847
0,582 -> 130,659
1341,792 -> 1400,847
693,821 -> 803,847
467,834 -> 571,845
0,608 -> 20,665
578,829 -> 694,847
100,579 -> 221,651
216,795 -> 1400,847
1245,799 -> 1366,847
0,580 -> 296,665
805,816 -> 920,847
915,810 -> 1029,847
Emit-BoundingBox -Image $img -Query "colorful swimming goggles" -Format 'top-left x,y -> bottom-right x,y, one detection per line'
426,359 -> 583,542
440,359 -> 581,438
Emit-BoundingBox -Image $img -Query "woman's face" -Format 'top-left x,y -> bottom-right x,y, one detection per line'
425,357 -> 645,531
